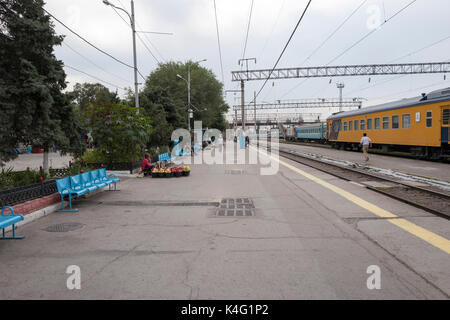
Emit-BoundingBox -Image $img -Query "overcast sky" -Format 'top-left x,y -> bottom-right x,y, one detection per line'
44,0 -> 450,121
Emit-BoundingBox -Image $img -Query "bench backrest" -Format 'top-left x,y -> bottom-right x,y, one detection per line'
1,206 -> 14,216
56,177 -> 71,194
90,169 -> 100,182
98,168 -> 108,180
70,174 -> 84,190
80,172 -> 93,186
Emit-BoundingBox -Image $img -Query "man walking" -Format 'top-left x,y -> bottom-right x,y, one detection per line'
360,133 -> 372,162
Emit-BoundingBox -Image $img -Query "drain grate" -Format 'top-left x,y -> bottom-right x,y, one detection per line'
225,169 -> 246,175
44,222 -> 84,233
216,198 -> 255,217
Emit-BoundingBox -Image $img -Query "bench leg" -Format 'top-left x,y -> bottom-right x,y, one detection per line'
1,225 -> 24,240
57,195 -> 78,213
106,182 -> 120,192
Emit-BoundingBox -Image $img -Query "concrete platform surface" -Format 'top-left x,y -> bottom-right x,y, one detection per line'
0,148 -> 449,299
280,142 -> 450,181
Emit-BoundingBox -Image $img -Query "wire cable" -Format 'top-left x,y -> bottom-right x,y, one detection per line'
62,41 -> 130,84
326,0 -> 418,66
115,0 -> 166,63
279,0 -> 367,99
252,0 -> 313,104
64,64 -> 126,90
213,0 -> 225,84
43,8 -> 134,69
241,0 -> 254,60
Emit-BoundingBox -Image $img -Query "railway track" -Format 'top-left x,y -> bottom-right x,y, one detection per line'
280,140 -> 450,163
277,148 -> 450,219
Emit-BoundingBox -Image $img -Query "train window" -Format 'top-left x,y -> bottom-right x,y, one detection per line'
392,115 -> 399,129
374,118 -> 380,130
402,114 -> 411,129
426,111 -> 432,128
354,120 -> 359,131
344,122 -> 347,131
349,120 -> 353,131
360,119 -> 365,131
367,119 -> 372,130
443,108 -> 449,125
382,117 -> 389,129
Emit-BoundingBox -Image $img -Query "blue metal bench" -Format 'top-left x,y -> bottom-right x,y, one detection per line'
0,206 -> 24,240
98,168 -> 120,191
55,169 -> 120,212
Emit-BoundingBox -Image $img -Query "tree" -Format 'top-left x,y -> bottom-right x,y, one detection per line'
0,0 -> 83,171
69,82 -> 120,112
88,104 -> 152,163
133,61 -> 229,145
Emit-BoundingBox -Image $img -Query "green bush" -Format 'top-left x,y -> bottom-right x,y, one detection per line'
0,167 -> 48,190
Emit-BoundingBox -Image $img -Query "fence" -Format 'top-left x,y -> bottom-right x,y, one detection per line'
0,180 -> 57,207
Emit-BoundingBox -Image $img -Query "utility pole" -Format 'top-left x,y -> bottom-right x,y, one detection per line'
254,91 -> 257,132
130,0 -> 139,113
103,0 -> 139,112
177,59 -> 207,132
237,58 -> 256,132
337,82 -> 345,112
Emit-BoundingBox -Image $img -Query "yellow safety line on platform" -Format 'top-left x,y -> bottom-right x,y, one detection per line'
256,147 -> 450,254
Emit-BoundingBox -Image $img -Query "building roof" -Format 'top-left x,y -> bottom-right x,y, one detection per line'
327,87 -> 450,120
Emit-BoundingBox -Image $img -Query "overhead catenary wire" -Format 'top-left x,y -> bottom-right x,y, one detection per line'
241,0 -> 255,61
251,0 -> 313,105
348,35 -> 450,96
280,0 -> 368,99
213,0 -> 225,84
326,0 -> 418,66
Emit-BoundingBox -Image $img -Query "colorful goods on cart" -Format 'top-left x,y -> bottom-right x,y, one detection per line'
151,166 -> 190,178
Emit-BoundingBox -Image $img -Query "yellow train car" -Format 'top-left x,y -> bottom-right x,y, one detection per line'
326,87 -> 450,160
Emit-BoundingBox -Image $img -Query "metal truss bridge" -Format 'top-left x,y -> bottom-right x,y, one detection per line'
231,62 -> 450,81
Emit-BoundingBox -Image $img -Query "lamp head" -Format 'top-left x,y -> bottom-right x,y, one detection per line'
103,0 -> 111,5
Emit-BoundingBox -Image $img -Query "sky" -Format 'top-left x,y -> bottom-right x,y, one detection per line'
44,0 -> 450,122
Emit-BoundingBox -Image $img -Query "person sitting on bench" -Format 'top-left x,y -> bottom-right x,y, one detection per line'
141,153 -> 154,176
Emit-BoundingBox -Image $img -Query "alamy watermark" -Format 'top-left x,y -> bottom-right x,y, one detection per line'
168,121 -> 279,175
66,265 -> 81,290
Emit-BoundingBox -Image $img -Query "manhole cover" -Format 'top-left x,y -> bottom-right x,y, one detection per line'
44,222 -> 84,232
216,198 -> 255,217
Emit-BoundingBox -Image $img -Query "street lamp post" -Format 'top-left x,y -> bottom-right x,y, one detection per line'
177,59 -> 207,132
103,0 -> 139,113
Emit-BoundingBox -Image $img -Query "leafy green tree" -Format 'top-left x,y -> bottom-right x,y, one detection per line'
0,0 -> 84,170
69,82 -> 121,112
89,104 -> 152,163
131,61 -> 228,143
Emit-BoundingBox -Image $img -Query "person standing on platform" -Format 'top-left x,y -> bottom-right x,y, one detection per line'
360,133 -> 372,162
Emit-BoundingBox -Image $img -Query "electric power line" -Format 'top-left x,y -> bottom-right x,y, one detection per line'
64,64 -> 126,90
252,0 -> 313,104
43,7 -> 135,70
326,0 -> 418,66
108,3 -> 161,65
62,41 -> 130,84
213,0 -> 225,84
115,0 -> 166,63
241,0 -> 255,61
280,0 -> 368,98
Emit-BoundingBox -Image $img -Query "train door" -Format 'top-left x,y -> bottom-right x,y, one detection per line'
442,106 -> 450,144
329,119 -> 342,140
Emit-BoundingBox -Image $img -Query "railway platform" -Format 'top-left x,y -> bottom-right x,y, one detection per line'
0,145 -> 449,299
280,142 -> 450,182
